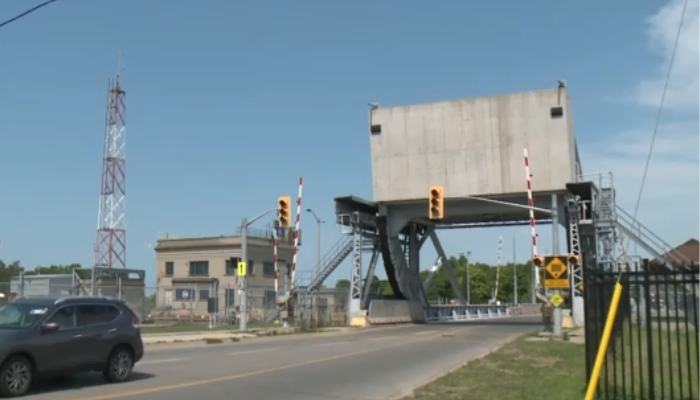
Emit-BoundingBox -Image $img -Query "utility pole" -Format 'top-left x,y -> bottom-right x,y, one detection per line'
239,208 -> 276,331
305,208 -> 324,323
459,251 -> 471,304
512,236 -> 518,304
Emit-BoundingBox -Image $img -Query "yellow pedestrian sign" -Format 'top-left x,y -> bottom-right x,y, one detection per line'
237,261 -> 247,277
544,255 -> 569,289
549,293 -> 564,308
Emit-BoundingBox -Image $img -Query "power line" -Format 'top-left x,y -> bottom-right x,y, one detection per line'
631,0 -> 690,222
0,0 -> 61,30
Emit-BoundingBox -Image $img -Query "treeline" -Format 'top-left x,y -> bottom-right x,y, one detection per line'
0,260 -> 85,283
336,255 -> 542,304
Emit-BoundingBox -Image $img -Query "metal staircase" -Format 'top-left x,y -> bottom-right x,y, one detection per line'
263,235 -> 353,323
615,205 -> 692,267
305,235 -> 353,292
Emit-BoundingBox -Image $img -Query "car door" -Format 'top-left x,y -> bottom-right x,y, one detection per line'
34,305 -> 87,373
75,304 -> 122,367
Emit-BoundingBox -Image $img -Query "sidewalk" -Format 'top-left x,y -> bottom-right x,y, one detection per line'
141,326 -> 350,345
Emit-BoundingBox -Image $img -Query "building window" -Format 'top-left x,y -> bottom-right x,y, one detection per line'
264,290 -> 276,307
286,263 -> 292,278
247,260 -> 255,276
175,289 -> 195,301
164,262 -> 174,276
263,262 -> 275,277
225,289 -> 235,308
199,290 -> 210,301
189,261 -> 209,276
225,258 -> 239,276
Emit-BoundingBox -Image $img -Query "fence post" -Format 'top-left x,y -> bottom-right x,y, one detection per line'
642,260 -> 655,398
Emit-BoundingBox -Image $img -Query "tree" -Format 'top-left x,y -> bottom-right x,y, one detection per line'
25,263 -> 83,276
368,275 -> 382,295
335,279 -> 350,289
379,280 -> 394,296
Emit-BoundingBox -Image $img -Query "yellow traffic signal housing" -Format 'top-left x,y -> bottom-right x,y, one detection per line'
533,256 -> 545,267
428,185 -> 444,220
277,196 -> 292,227
568,254 -> 580,265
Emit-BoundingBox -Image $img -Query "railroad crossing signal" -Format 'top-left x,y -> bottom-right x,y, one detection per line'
277,196 -> 292,227
237,261 -> 247,277
533,256 -> 546,268
428,185 -> 444,220
543,255 -> 569,289
549,293 -> 564,308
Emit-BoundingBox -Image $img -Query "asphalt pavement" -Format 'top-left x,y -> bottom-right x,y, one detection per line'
26,317 -> 540,400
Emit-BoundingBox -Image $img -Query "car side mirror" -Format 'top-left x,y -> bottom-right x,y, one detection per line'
40,323 -> 60,333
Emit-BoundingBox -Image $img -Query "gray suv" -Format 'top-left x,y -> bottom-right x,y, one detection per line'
0,296 -> 144,397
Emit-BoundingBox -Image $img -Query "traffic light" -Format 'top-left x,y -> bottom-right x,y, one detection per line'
277,196 -> 292,227
533,256 -> 545,267
428,185 -> 444,220
568,254 -> 580,265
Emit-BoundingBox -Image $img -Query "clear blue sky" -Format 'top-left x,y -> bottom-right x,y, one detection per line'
1,0 -> 697,286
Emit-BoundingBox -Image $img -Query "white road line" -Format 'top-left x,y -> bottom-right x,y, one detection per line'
414,330 -> 437,336
368,335 -> 397,341
312,341 -> 350,347
138,358 -> 188,365
228,348 -> 277,356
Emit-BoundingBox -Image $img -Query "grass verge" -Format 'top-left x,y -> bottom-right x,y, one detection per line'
604,318 -> 699,400
404,335 -> 587,400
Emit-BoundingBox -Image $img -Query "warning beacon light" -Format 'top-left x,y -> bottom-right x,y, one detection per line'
533,256 -> 546,267
428,185 -> 444,220
568,254 -> 580,265
277,196 -> 292,228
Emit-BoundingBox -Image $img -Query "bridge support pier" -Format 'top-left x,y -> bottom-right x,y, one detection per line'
380,205 -> 465,306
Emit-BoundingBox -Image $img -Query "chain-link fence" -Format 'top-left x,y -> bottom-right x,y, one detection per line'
0,274 -> 147,321
294,287 -> 349,327
145,284 -> 281,324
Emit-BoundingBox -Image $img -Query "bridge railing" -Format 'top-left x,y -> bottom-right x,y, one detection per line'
366,300 -> 540,324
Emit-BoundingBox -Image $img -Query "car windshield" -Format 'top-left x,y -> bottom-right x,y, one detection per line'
0,303 -> 50,329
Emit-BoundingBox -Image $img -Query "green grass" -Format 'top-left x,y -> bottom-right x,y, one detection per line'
605,319 -> 699,400
403,322 -> 699,400
405,336 -> 588,400
203,338 -> 223,344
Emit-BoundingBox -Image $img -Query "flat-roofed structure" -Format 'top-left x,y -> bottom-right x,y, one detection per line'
369,87 -> 580,204
153,228 -> 296,318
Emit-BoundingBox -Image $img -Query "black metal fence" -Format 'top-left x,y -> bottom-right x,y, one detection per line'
584,260 -> 699,400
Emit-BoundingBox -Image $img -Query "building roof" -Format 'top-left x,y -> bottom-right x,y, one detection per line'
155,230 -> 299,252
651,238 -> 699,268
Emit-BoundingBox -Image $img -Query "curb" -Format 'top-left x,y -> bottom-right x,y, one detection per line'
386,331 -> 528,400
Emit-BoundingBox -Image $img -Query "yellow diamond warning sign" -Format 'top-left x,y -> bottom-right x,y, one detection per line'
544,255 -> 569,289
546,257 -> 567,279
549,293 -> 564,308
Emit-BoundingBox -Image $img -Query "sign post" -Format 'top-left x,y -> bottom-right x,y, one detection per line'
542,255 -> 569,337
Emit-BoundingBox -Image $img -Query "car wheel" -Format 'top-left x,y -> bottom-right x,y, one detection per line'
103,347 -> 134,383
0,355 -> 33,398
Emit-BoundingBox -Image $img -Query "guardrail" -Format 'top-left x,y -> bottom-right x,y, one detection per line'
367,300 -> 542,324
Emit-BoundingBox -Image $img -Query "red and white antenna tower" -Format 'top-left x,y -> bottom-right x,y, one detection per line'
95,56 -> 127,269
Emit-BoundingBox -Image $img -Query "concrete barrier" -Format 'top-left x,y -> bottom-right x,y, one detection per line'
367,299 -> 425,324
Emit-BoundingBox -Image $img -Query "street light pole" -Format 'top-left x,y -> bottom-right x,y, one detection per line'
239,207 -> 276,331
305,208 -> 324,272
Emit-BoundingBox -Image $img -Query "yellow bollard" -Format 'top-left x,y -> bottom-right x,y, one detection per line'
583,281 -> 624,400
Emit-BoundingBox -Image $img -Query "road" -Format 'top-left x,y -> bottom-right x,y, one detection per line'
27,317 -> 540,400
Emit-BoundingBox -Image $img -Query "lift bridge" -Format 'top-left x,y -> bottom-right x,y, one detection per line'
266,82 -> 695,326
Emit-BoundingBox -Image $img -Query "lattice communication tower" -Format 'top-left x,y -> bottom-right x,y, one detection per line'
94,73 -> 127,268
